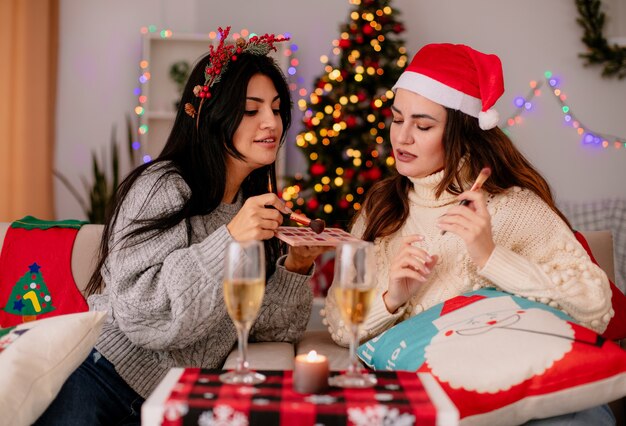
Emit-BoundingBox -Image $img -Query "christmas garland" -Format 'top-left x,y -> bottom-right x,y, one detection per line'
575,0 -> 626,79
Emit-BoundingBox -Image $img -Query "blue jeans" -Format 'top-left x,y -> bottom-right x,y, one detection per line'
524,403 -> 615,425
34,349 -> 144,426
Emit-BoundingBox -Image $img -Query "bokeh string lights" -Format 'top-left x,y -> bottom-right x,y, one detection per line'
502,71 -> 626,150
281,0 -> 407,226
134,26 -> 624,167
133,26 -> 303,163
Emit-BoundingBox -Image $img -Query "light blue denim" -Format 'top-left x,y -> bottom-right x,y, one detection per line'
523,403 -> 615,426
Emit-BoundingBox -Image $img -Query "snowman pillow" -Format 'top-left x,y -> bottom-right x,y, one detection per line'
358,288 -> 626,426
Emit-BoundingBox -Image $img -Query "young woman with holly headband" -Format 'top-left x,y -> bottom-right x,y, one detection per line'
324,43 -> 615,425
35,27 -> 326,425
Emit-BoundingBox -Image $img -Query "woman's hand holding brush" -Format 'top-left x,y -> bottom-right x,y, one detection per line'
266,172 -> 325,234
437,167 -> 496,268
227,193 -> 290,241
263,205 -> 326,234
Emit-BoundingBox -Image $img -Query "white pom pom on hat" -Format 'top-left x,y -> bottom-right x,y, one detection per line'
392,43 -> 504,130
478,109 -> 499,130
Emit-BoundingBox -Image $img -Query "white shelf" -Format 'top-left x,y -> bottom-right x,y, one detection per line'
145,111 -> 176,120
138,32 -> 288,177
138,33 -> 215,159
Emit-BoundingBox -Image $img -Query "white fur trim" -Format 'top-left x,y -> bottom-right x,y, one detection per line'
392,72 -> 482,118
478,109 -> 499,130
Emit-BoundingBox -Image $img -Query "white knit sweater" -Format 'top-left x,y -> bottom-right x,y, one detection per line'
324,169 -> 613,346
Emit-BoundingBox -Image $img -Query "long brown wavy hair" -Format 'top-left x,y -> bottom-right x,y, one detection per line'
358,108 -> 571,242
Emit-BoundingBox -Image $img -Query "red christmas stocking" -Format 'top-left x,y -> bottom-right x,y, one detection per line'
0,216 -> 89,327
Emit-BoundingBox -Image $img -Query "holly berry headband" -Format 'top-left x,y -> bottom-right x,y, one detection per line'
184,26 -> 290,126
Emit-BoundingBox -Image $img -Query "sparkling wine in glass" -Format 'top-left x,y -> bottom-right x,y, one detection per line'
220,240 -> 266,385
332,241 -> 377,388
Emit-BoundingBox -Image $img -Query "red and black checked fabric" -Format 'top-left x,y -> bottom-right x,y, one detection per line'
161,369 -> 437,425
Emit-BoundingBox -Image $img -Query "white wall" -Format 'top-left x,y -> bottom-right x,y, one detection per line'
55,0 -> 626,220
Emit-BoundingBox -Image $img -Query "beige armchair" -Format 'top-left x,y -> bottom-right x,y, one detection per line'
0,224 -> 619,366
0,223 -> 622,422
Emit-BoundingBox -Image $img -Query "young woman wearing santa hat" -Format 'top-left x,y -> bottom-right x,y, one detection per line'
324,43 -> 615,424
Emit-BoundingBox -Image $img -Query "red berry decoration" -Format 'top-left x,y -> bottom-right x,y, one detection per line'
307,198 -> 320,211
310,163 -> 326,176
368,167 -> 382,181
393,23 -> 404,33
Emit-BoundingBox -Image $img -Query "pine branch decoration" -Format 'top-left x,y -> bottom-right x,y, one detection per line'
575,0 -> 626,79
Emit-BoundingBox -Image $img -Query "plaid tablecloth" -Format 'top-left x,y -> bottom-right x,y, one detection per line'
143,369 -> 458,426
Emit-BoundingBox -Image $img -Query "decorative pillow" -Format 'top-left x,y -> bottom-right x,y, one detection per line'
0,217 -> 90,327
573,230 -> 626,340
0,311 -> 105,426
358,289 -> 626,425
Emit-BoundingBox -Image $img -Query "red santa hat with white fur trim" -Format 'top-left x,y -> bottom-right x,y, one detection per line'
392,43 -> 504,130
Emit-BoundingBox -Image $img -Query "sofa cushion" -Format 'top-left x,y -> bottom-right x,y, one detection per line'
357,288 -> 626,425
223,342 -> 296,371
0,311 -> 105,426
0,218 -> 93,327
0,222 -> 103,297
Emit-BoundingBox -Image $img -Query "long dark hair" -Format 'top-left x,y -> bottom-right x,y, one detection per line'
359,108 -> 570,241
85,52 -> 292,296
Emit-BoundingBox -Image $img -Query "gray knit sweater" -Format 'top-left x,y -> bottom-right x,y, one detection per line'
88,164 -> 313,398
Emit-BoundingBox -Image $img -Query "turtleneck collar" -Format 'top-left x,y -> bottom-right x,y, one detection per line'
407,155 -> 473,208
407,169 -> 459,208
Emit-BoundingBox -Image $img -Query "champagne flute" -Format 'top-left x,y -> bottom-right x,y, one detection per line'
220,240 -> 266,385
331,241 -> 377,388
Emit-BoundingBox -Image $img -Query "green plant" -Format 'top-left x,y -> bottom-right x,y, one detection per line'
54,114 -> 138,223
169,60 -> 190,109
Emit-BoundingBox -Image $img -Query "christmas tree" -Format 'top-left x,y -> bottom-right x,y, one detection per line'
2,263 -> 55,322
283,0 -> 408,229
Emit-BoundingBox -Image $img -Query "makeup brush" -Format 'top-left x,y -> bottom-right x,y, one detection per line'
289,212 -> 326,234
441,167 -> 492,235
267,169 -> 326,234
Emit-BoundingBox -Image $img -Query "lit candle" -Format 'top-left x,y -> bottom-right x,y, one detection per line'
293,350 -> 330,394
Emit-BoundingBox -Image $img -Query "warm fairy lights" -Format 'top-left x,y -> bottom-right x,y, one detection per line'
283,1 -> 407,225
503,71 -> 625,151
133,26 -> 302,163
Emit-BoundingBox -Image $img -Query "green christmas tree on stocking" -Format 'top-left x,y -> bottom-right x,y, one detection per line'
283,0 -> 409,229
3,263 -> 55,322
